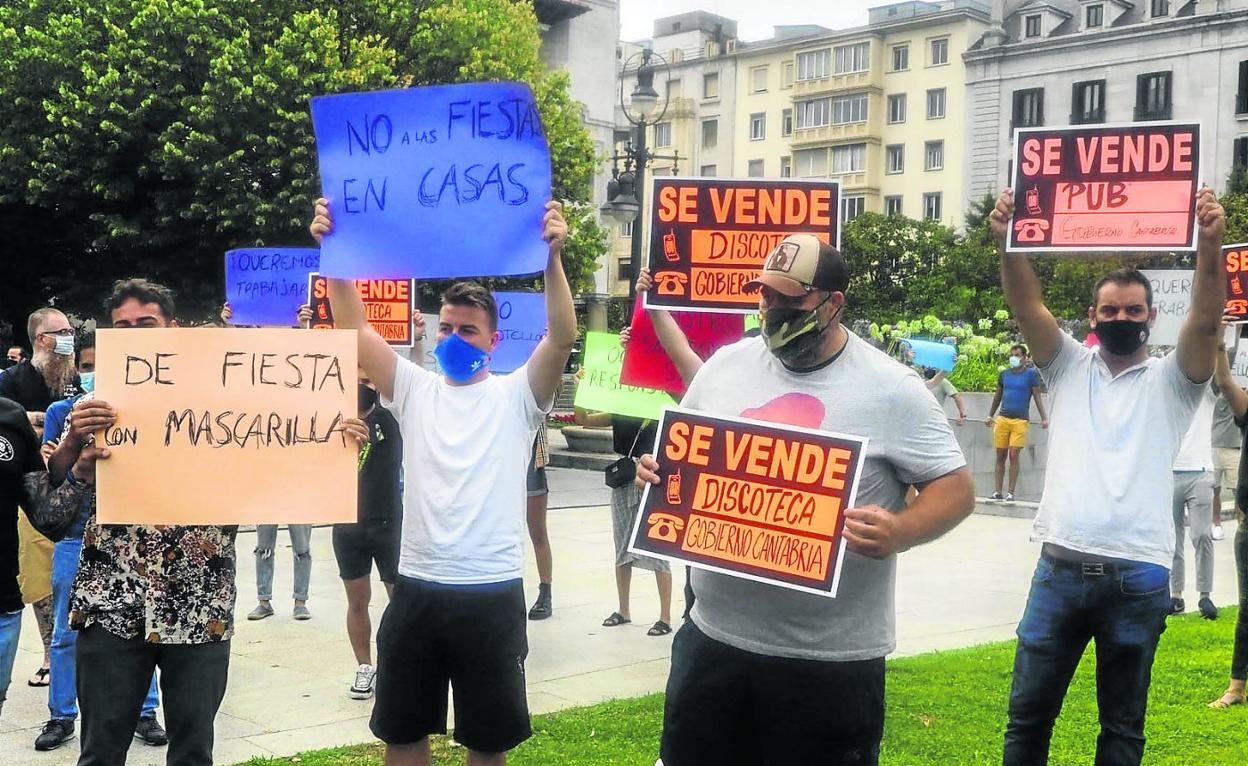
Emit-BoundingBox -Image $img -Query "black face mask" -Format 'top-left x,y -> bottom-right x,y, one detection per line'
1095,319 -> 1150,356
761,293 -> 840,369
358,384 -> 378,414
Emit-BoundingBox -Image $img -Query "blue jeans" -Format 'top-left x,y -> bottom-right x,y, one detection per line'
1003,555 -> 1170,766
0,610 -> 20,711
50,538 -> 159,721
255,524 -> 312,602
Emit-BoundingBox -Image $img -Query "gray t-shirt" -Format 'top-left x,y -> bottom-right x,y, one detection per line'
1212,386 -> 1244,449
679,332 -> 967,661
932,377 -> 958,407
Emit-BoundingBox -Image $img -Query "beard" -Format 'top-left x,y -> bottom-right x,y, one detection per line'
32,348 -> 78,397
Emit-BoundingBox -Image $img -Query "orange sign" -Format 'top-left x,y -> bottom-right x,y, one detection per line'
644,178 -> 841,314
94,328 -> 358,524
1225,242 -> 1248,322
628,407 -> 866,597
309,274 -> 416,347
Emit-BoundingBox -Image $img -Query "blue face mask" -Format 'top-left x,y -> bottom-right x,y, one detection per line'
53,334 -> 75,356
78,372 -> 95,393
433,333 -> 490,382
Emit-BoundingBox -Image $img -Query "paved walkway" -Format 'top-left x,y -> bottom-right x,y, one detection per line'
0,468 -> 1240,764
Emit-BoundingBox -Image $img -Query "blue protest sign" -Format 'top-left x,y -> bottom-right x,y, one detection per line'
224,248 -> 321,326
311,82 -> 553,280
491,292 -> 547,374
903,338 -> 957,372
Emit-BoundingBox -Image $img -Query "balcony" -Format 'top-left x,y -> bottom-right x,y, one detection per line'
1069,109 -> 1105,125
1134,104 -> 1173,122
664,98 -> 697,119
792,70 -> 882,100
790,121 -> 875,148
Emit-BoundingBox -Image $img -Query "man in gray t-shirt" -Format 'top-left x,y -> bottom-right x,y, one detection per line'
1211,373 -> 1245,541
638,235 -> 973,765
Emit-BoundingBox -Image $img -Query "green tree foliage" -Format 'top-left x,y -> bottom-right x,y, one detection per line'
0,0 -> 605,334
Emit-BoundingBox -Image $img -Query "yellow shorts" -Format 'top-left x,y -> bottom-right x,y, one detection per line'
993,416 -> 1030,450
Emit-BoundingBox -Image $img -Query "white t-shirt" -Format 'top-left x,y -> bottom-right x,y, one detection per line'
1173,388 -> 1216,472
384,358 -> 548,584
1033,334 -> 1205,567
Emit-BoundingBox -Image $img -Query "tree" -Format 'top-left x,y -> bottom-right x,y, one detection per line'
0,0 -> 605,335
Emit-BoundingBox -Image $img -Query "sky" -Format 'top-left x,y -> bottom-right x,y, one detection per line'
619,0 -> 878,43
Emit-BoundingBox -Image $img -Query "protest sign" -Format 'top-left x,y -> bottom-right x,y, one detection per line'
1008,122 -> 1200,253
901,338 -> 956,372
224,248 -> 321,326
309,274 -> 416,348
573,331 -> 675,421
643,177 -> 840,314
620,294 -> 744,394
311,82 -> 552,280
1225,243 -> 1248,322
1140,269 -> 1192,347
94,328 -> 358,525
628,407 -> 866,597
492,292 -> 547,374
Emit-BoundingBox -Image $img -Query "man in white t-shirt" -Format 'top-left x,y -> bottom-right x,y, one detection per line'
1171,389 -> 1218,619
638,234 -> 975,765
310,198 -> 575,766
992,187 -> 1227,765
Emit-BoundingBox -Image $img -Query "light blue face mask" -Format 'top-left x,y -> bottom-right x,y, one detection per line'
53,334 -> 75,356
433,333 -> 490,382
78,372 -> 95,393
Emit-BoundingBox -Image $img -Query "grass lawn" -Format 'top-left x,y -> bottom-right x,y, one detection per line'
240,609 -> 1246,766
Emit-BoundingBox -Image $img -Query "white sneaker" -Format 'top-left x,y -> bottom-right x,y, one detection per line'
350,664 -> 377,700
1004,492 -> 1015,502
1213,526 -> 1225,541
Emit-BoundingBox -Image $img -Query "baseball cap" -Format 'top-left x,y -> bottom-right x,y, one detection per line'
744,234 -> 849,297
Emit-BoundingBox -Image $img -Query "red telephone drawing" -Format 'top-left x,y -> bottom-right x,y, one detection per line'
647,513 -> 686,543
654,271 -> 689,296
1014,218 -> 1050,243
1227,299 -> 1248,316
663,231 -> 681,262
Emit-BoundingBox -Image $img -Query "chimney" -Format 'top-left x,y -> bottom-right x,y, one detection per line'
982,0 -> 1008,48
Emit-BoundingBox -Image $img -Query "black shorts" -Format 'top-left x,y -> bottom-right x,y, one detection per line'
332,521 -> 400,584
660,621 -> 885,766
371,576 -> 530,753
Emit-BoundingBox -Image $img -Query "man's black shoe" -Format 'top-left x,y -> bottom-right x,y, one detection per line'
34,719 -> 75,751
1169,597 -> 1185,616
1199,596 -> 1219,620
135,716 -> 169,747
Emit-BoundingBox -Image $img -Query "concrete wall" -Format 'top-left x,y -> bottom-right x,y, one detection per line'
940,391 -> 1049,501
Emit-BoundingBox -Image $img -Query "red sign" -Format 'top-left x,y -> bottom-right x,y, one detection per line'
644,178 -> 840,314
628,407 -> 866,597
1225,242 -> 1248,322
1008,122 -> 1201,253
309,274 -> 416,347
619,295 -> 744,395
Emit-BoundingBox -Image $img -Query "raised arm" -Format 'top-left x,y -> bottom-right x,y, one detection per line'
526,201 -> 576,409
992,190 -> 1062,366
310,198 -> 398,401
1176,187 -> 1227,383
638,267 -> 703,386
1215,331 -> 1248,420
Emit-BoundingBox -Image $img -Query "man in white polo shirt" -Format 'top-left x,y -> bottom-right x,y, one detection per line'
992,187 -> 1226,766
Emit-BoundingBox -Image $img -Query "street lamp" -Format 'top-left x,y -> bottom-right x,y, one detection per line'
600,48 -> 682,306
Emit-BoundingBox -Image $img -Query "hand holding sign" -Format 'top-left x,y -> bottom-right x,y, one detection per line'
1196,186 -> 1225,244
842,505 -> 907,559
990,189 -> 1015,247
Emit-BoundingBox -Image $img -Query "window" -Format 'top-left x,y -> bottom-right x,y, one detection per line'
923,192 -> 943,221
892,44 -> 909,71
751,66 -> 769,93
780,156 -> 792,178
832,94 -> 869,124
796,98 -> 831,129
886,144 -> 905,174
701,119 -> 718,149
620,221 -> 633,238
667,78 -> 683,98
1024,14 -> 1042,37
618,258 -> 633,282
703,72 -> 719,99
885,196 -> 903,216
925,140 -> 944,171
750,113 -> 767,141
1235,137 -> 1248,172
1012,88 -> 1044,128
782,62 -> 795,89
700,164 -> 718,177
834,42 -> 870,74
926,88 -> 946,119
1072,79 -> 1106,124
841,196 -> 866,222
1086,4 -> 1104,28
794,148 -> 828,177
831,143 -> 866,174
1239,60 -> 1248,114
748,160 -> 765,178
887,93 -> 907,123
929,38 -> 949,66
654,121 -> 672,147
1135,72 -> 1172,120
797,49 -> 831,80
782,109 -> 794,136
1151,0 -> 1169,16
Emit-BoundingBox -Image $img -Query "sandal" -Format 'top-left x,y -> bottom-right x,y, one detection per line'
601,612 -> 631,627
647,620 -> 672,637
1208,689 -> 1247,709
28,666 -> 50,687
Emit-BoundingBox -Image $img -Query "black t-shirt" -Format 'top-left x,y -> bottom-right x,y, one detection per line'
0,360 -> 59,412
358,406 -> 403,525
0,397 -> 44,613
612,416 -> 657,459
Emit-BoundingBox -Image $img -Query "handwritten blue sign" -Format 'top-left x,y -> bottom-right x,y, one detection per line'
902,338 -> 957,372
491,292 -> 547,374
224,248 -> 321,326
311,82 -> 553,280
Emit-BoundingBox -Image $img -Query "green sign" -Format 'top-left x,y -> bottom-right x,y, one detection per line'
574,331 -> 676,420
